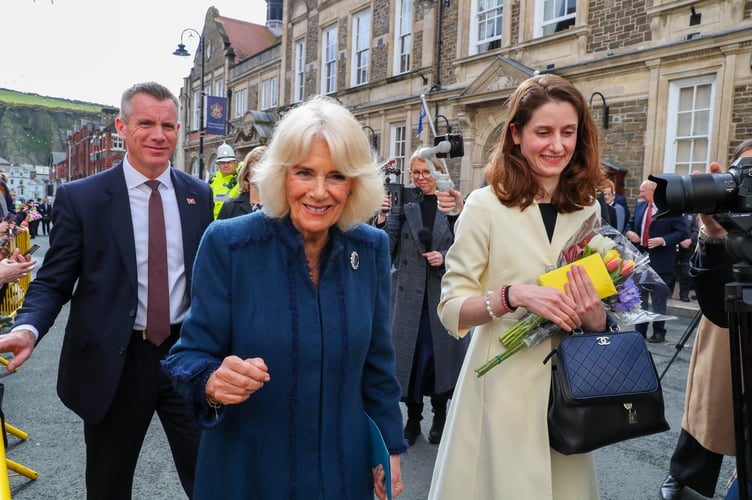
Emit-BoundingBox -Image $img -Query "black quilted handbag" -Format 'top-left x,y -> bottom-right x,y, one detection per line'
545,329 -> 670,455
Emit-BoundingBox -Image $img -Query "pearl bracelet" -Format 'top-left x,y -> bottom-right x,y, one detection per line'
484,291 -> 500,320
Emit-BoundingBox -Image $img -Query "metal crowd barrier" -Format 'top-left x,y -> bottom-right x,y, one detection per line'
0,230 -> 30,320
0,229 -> 37,498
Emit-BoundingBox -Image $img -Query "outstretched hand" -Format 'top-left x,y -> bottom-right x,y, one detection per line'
0,248 -> 35,284
0,329 -> 36,372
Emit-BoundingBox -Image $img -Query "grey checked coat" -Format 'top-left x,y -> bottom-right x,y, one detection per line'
384,200 -> 469,398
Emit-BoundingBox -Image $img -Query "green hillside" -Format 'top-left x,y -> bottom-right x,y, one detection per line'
0,88 -> 114,164
0,88 -> 107,113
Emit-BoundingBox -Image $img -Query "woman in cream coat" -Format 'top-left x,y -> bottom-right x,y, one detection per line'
429,74 -> 608,499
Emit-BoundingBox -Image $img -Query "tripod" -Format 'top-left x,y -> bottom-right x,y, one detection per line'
725,265 -> 752,500
659,308 -> 702,381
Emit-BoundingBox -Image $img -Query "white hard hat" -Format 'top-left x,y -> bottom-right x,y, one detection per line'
216,142 -> 236,162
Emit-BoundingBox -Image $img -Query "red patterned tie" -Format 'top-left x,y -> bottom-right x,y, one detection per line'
641,204 -> 652,247
145,180 -> 170,346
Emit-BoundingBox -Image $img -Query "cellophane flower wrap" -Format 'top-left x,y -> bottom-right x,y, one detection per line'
475,213 -> 675,377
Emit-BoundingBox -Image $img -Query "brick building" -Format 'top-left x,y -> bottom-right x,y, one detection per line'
49,117 -> 124,192
177,1 -> 752,203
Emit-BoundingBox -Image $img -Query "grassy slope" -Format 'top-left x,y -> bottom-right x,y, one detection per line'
0,88 -> 107,112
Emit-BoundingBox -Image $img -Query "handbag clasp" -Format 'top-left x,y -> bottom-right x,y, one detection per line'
624,403 -> 638,424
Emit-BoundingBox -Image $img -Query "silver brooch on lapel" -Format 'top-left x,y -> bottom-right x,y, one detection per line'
350,251 -> 360,270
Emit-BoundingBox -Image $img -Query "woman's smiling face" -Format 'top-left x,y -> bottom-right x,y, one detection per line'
285,137 -> 352,243
510,100 -> 578,189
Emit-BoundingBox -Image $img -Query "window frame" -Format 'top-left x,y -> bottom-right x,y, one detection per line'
234,88 -> 248,118
322,25 -> 338,94
390,123 -> 407,176
662,75 -> 716,175
534,0 -> 576,38
393,0 -> 413,75
261,77 -> 279,110
470,0 -> 503,55
351,10 -> 371,86
294,39 -> 305,103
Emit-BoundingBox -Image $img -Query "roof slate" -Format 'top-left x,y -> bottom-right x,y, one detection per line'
219,16 -> 278,61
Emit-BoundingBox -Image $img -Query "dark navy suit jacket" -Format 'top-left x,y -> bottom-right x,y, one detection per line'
14,163 -> 213,423
627,201 -> 687,274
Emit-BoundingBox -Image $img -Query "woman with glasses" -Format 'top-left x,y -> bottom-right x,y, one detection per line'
375,148 -> 469,447
217,146 -> 266,220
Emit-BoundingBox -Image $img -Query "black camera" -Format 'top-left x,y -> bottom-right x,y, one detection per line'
433,134 -> 464,158
650,156 -> 752,262
383,159 -> 423,215
650,156 -> 752,218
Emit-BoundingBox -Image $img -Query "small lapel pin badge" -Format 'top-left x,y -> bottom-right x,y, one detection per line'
186,198 -> 196,205
350,251 -> 359,270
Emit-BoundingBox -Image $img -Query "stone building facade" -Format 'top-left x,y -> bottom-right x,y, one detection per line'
178,0 -> 752,204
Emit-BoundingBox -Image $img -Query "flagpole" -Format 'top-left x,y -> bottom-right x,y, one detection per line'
419,94 -> 448,172
420,94 -> 439,138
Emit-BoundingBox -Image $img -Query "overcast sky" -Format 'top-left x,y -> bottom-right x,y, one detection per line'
1,0 -> 267,107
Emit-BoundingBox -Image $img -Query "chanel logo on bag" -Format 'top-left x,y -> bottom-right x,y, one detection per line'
596,336 -> 611,346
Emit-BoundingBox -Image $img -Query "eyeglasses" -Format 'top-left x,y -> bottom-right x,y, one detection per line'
411,170 -> 433,180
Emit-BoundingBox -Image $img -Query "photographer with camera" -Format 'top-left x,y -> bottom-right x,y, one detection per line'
375,146 -> 468,447
655,140 -> 752,500
625,179 -> 688,343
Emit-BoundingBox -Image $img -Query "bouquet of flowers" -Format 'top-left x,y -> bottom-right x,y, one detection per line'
475,213 -> 674,377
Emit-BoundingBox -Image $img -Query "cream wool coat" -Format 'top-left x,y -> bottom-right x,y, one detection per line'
682,316 -> 735,456
429,186 -> 600,500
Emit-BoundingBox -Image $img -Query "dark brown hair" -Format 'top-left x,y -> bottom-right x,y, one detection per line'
485,74 -> 604,213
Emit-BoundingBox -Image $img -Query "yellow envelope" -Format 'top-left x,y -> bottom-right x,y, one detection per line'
538,253 -> 617,299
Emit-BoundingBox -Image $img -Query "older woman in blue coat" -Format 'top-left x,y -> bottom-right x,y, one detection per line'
163,96 -> 407,500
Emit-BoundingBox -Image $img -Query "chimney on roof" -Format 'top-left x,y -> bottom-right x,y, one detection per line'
266,0 -> 283,37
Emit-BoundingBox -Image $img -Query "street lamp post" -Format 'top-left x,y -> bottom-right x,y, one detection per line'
172,28 -> 205,180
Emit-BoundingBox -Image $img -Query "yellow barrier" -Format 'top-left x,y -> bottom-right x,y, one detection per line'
0,230 -> 30,319
0,419 -> 38,500
0,230 -> 39,497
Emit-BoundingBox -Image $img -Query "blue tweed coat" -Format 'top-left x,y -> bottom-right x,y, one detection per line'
163,213 -> 406,499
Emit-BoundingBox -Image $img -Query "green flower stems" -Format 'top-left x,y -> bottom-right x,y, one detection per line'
474,341 -> 525,377
474,313 -> 547,377
499,313 -> 547,346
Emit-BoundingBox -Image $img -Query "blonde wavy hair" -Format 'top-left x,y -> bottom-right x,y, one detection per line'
254,96 -> 385,231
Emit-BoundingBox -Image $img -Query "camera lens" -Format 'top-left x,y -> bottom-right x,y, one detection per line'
650,173 -> 738,217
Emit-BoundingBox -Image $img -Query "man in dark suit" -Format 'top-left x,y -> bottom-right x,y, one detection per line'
0,82 -> 213,499
625,179 -> 688,343
38,197 -> 52,236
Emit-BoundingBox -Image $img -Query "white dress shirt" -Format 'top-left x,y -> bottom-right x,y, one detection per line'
123,159 -> 189,330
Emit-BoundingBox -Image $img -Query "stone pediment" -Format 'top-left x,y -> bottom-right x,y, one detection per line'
459,56 -> 537,102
